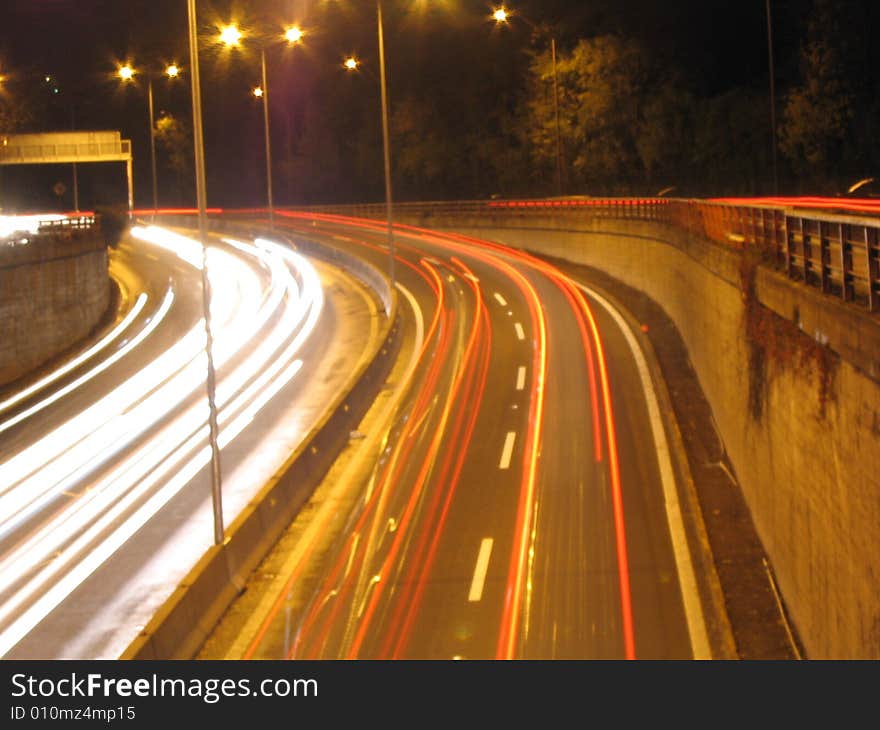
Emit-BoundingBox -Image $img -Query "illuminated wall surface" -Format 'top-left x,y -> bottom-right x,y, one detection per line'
0,222 -> 109,387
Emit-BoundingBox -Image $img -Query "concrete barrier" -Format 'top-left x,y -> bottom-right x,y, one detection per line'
0,227 -> 109,388
121,223 -> 400,659
398,212 -> 880,659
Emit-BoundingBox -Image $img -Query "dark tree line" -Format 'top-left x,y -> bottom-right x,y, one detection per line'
2,0 -> 878,208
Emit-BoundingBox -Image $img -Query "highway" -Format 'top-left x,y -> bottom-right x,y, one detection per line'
0,223 -> 381,659
202,212 -> 718,660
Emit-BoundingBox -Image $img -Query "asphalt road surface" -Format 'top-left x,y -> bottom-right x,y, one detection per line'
200,212 -> 722,660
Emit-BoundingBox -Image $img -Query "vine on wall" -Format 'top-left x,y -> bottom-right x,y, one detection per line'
740,250 -> 839,421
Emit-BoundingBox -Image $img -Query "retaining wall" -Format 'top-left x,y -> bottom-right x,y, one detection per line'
0,230 -> 109,387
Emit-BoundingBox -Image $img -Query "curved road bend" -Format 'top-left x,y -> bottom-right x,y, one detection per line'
200,212 -> 720,660
0,224 -> 381,659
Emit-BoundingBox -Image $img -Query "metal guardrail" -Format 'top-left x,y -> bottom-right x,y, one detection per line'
285,197 -> 879,313
38,216 -> 96,231
666,201 -> 880,313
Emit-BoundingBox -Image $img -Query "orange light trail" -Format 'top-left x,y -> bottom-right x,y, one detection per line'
384,257 -> 492,658
240,232 -> 442,660
291,260 -> 449,658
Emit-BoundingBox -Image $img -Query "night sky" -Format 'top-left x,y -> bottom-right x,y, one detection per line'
0,1 -> 862,208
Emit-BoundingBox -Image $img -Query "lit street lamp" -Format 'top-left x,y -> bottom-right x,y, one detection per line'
219,23 -> 305,229
343,2 -> 396,289
118,62 -> 181,219
494,5 -> 564,197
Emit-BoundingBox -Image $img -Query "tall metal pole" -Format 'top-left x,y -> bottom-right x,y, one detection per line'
71,108 -> 79,212
187,0 -> 224,546
377,0 -> 395,288
126,158 -> 134,219
551,37 -> 562,197
260,47 -> 275,229
766,0 -> 779,194
72,163 -> 79,212
147,76 -> 159,219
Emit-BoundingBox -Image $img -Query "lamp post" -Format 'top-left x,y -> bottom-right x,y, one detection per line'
221,23 -> 304,230
187,0 -> 225,546
343,1 -> 396,288
494,5 -> 563,197
118,62 -> 180,219
377,1 -> 395,288
765,0 -> 779,194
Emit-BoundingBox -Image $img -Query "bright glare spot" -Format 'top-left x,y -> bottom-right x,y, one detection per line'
252,86 -> 264,98
848,177 -> 875,194
118,65 -> 135,81
344,56 -> 359,71
285,26 -> 304,43
219,24 -> 242,47
165,64 -> 180,78
0,214 -> 66,238
493,7 -> 509,23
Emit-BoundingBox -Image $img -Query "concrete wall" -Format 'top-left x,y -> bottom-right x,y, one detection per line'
400,212 -> 880,660
0,230 -> 109,387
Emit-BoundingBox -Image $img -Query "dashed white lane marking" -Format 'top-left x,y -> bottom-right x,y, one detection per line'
494,292 -> 508,306
468,538 -> 494,602
499,431 -> 517,470
514,322 -> 525,340
516,366 -> 527,391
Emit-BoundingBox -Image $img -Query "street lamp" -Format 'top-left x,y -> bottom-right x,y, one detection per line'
376,2 -> 396,288
187,0 -> 225,546
494,5 -> 564,197
118,62 -> 181,219
765,0 -> 779,194
342,2 -> 396,289
220,23 -> 305,229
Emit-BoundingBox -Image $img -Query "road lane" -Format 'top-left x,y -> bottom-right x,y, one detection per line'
200,212 -> 717,660
0,224 -> 381,658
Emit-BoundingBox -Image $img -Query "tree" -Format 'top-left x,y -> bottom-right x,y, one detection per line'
0,95 -> 31,136
688,87 -> 774,195
154,112 -> 193,205
522,35 -> 687,195
779,0 -> 855,189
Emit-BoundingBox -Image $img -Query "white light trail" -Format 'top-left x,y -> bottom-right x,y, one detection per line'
0,227 -> 325,657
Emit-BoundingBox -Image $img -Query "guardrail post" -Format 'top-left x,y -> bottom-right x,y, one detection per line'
785,216 -> 796,278
867,226 -> 879,313
819,220 -> 831,294
801,218 -> 811,284
775,210 -> 785,268
840,223 -> 853,302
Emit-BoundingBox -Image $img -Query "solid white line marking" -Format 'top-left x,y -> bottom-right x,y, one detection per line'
516,366 -> 527,391
494,292 -> 508,306
468,538 -> 494,602
577,282 -> 711,660
499,431 -> 517,470
514,322 -> 525,340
